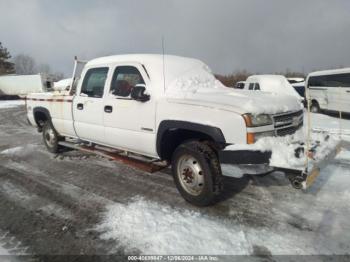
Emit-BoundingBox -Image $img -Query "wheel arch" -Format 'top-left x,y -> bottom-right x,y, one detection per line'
156,120 -> 226,161
33,107 -> 52,130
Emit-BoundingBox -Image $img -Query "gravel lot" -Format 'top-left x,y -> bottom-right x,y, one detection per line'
0,104 -> 349,259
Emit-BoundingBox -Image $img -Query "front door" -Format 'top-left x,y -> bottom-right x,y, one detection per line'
73,67 -> 109,144
103,64 -> 157,157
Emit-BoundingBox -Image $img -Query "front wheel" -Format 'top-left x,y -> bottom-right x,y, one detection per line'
171,141 -> 223,206
310,101 -> 320,113
42,121 -> 63,153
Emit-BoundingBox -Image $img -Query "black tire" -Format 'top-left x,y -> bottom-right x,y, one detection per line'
171,141 -> 223,206
310,101 -> 320,113
42,121 -> 63,153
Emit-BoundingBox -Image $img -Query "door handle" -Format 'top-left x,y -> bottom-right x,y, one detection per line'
347,90 -> 350,93
77,103 -> 84,110
104,105 -> 113,113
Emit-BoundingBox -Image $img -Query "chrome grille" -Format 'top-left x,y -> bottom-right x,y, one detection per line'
273,110 -> 303,136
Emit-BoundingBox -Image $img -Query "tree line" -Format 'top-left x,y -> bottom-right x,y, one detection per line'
0,42 -> 64,80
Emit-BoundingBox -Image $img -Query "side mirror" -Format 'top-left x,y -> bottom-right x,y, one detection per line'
131,84 -> 150,102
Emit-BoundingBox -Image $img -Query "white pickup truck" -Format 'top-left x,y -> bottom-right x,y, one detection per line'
26,54 -> 330,206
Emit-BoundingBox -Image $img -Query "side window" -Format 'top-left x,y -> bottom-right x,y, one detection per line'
254,83 -> 261,90
309,74 -> 350,88
326,73 -> 350,87
110,66 -> 145,97
80,67 -> 109,98
249,83 -> 255,90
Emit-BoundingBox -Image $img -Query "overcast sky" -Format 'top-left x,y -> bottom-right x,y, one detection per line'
1,0 -> 349,76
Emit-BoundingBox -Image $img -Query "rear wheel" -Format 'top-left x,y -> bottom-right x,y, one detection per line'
42,121 -> 63,153
171,141 -> 223,206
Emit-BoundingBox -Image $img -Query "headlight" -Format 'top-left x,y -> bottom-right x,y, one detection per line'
243,114 -> 273,127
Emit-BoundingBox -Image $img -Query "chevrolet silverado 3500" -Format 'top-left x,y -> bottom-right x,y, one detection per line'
26,54 -> 338,206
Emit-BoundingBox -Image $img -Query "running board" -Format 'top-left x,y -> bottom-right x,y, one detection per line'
58,141 -> 168,173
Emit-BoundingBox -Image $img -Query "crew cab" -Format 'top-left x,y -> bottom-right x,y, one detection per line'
26,54 -> 311,206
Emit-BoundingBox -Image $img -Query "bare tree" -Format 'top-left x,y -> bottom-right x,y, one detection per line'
51,72 -> 65,81
215,70 -> 251,87
13,54 -> 37,75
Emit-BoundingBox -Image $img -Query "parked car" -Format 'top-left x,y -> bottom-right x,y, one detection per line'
306,68 -> 350,113
244,75 -> 303,101
234,81 -> 245,89
291,81 -> 305,99
287,77 -> 304,84
26,54 -> 308,206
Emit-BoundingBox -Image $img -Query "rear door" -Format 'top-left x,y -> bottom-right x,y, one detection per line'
73,67 -> 109,144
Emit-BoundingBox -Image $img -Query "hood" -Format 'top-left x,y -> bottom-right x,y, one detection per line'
164,65 -> 302,115
167,87 -> 303,115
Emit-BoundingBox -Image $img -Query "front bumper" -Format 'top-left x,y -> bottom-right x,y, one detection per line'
219,150 -> 271,165
219,133 -> 343,189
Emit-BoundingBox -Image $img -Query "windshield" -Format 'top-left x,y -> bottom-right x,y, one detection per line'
166,64 -> 225,97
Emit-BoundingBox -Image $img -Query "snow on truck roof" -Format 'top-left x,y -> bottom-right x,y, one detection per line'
87,54 -> 202,67
86,54 -> 214,90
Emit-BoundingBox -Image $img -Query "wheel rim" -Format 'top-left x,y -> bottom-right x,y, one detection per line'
177,155 -> 204,196
44,126 -> 56,148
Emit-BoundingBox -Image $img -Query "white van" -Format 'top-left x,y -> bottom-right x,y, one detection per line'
244,75 -> 303,101
306,68 -> 350,113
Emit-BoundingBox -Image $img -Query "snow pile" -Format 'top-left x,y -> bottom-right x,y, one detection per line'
0,145 -> 37,157
0,100 -> 24,109
53,78 -> 72,91
97,197 -> 250,255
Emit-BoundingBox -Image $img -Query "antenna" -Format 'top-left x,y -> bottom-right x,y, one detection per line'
162,36 -> 166,93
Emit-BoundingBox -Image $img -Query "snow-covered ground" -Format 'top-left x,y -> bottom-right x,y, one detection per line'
309,112 -> 350,140
0,102 -> 349,256
95,112 -> 350,255
97,148 -> 350,255
0,100 -> 24,109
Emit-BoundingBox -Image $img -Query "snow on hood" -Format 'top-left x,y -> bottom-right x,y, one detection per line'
166,70 -> 302,115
